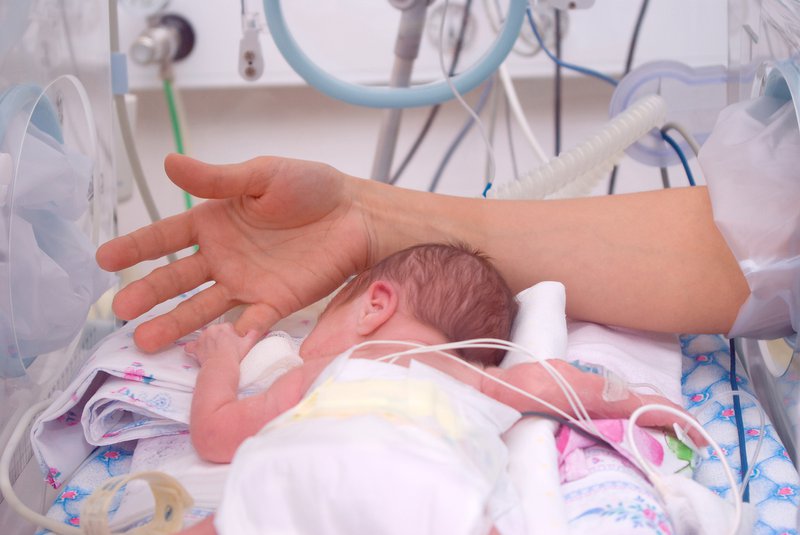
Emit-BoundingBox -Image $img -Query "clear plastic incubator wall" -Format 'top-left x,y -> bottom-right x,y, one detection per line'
0,0 -> 117,525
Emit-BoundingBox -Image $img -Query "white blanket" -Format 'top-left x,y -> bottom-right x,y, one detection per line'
31,323 -> 301,489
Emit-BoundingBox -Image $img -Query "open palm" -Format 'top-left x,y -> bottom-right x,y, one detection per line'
97,154 -> 371,352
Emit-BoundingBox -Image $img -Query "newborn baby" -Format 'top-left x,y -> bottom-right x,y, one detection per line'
180,243 -> 695,535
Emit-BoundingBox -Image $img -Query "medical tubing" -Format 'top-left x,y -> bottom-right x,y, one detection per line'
504,89 -> 520,180
428,79 -> 494,192
519,411 -> 602,441
261,0 -> 527,108
0,400 -> 81,535
661,121 -> 701,157
163,79 -> 185,155
543,154 -> 619,199
729,338 -> 750,502
526,8 -> 618,88
364,339 -> 591,425
163,78 -> 193,211
114,101 -> 179,263
482,0 -> 547,163
660,130 -> 696,186
438,0 -> 496,187
628,405 -> 743,535
389,0 -> 473,185
714,389 -> 765,499
498,65 -> 548,163
362,338 -> 598,434
109,0 -> 178,264
607,0 -> 650,195
489,94 -> 666,199
486,73 -> 501,181
728,390 -> 765,498
660,166 -> 671,189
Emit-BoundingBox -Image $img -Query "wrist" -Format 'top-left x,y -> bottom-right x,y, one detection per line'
357,179 -> 486,265
200,355 -> 240,370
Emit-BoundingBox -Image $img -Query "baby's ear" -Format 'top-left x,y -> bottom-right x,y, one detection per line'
356,280 -> 398,336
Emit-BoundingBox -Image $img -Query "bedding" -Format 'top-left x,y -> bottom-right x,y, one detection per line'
32,286 -> 800,534
681,334 -> 800,535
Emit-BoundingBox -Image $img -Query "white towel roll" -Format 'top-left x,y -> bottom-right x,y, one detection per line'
501,281 -> 568,368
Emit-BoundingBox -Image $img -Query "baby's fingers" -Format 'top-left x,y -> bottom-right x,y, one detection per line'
184,341 -> 198,356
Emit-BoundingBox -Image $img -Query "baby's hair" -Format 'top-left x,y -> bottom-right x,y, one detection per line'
329,243 -> 518,366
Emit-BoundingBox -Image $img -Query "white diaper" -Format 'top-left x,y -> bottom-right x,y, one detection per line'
215,355 -> 524,535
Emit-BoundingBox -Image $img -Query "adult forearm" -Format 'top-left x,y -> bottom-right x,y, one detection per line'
358,181 -> 747,334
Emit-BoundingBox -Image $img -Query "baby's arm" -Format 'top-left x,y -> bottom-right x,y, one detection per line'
481,360 -> 705,444
187,323 -> 329,463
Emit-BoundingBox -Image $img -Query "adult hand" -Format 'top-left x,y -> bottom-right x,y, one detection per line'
97,154 -> 373,352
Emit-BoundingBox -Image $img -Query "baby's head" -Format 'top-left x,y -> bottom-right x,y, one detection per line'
300,243 -> 518,366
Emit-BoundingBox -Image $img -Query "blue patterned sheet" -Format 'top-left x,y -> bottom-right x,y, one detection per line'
682,334 -> 800,535
33,332 -> 800,534
35,442 -> 136,534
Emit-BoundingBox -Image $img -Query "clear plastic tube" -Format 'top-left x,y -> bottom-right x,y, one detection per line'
543,154 -> 619,199
489,94 -> 666,199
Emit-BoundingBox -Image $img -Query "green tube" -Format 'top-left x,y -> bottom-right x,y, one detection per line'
163,78 -> 193,210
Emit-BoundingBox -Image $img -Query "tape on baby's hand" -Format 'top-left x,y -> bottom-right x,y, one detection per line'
80,471 -> 193,535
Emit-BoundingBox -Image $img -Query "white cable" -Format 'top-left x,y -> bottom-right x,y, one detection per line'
498,66 -> 548,164
372,338 -> 593,426
349,338 -> 601,435
353,339 -> 591,427
627,404 -> 743,535
482,0 -> 548,165
489,94 -> 667,199
0,400 -> 81,535
439,0 -> 497,186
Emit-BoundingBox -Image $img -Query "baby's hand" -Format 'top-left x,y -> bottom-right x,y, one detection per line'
184,323 -> 260,366
633,394 -> 708,448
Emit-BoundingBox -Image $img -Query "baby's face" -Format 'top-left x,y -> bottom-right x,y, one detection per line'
299,298 -> 360,361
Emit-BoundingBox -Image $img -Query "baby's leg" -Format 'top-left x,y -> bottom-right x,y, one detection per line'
177,516 -> 217,535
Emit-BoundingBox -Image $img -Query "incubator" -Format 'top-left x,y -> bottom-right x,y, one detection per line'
0,0 -> 799,534
0,0 -> 117,523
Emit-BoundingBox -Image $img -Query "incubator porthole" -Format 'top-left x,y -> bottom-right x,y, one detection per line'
0,74 -> 109,379
758,337 -> 796,377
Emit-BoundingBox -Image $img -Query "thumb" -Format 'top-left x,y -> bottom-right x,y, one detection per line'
164,153 -> 278,199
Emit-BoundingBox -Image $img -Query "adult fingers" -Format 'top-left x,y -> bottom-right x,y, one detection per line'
234,302 -> 286,338
133,284 -> 234,352
164,154 -> 280,199
112,253 -> 210,320
96,211 -> 196,272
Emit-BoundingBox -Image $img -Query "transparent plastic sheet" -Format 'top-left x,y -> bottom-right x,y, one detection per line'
0,79 -> 114,379
699,61 -> 800,340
